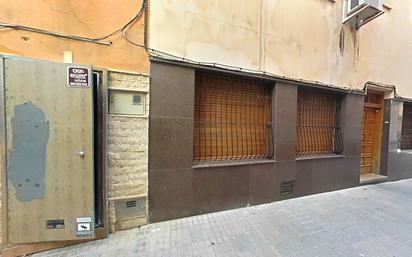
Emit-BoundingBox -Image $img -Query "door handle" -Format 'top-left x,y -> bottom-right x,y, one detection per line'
78,151 -> 85,159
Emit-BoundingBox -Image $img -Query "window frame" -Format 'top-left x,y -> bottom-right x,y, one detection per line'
193,71 -> 274,163
296,87 -> 344,157
349,0 -> 361,12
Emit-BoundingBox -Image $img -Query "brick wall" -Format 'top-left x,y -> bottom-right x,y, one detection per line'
107,71 -> 149,232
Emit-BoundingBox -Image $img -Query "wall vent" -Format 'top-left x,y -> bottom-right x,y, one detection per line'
126,200 -> 137,208
280,180 -> 296,195
114,197 -> 146,221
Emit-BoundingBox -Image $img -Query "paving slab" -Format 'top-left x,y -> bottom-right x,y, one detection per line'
32,179 -> 412,257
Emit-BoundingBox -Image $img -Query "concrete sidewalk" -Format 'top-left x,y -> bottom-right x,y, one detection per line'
33,179 -> 412,257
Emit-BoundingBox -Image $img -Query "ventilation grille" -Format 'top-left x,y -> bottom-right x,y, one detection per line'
126,200 -> 137,208
114,197 -> 146,221
280,180 -> 296,195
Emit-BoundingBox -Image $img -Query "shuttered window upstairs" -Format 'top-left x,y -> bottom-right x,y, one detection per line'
194,72 -> 273,162
296,87 -> 344,156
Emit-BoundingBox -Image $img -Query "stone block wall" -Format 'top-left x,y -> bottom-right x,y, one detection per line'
107,71 -> 149,232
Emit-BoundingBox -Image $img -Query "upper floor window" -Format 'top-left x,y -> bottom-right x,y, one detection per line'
296,87 -> 344,156
349,0 -> 360,11
194,72 -> 273,162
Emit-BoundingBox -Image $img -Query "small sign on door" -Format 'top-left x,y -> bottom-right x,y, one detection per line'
67,67 -> 90,88
77,222 -> 91,232
76,216 -> 93,237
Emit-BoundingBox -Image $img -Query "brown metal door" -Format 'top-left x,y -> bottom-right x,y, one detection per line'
361,107 -> 375,175
3,56 -> 95,244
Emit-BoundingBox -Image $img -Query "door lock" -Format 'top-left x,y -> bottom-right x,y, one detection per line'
78,151 -> 85,159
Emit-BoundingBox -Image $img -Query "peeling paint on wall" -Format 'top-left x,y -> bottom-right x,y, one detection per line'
0,0 -> 149,73
8,102 -> 49,202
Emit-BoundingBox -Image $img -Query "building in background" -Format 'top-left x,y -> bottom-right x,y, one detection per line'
147,0 -> 412,222
2,0 -> 412,256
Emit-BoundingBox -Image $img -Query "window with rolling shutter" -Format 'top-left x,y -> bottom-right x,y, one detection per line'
296,87 -> 343,156
194,72 -> 273,162
401,102 -> 412,150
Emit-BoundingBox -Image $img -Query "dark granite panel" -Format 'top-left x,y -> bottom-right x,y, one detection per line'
275,140 -> 296,161
192,166 -> 250,215
274,83 -> 297,161
249,163 -> 277,205
149,169 -> 194,222
149,117 -> 194,171
275,160 -> 297,181
388,152 -> 412,181
388,99 -> 402,152
339,156 -> 361,185
295,160 -> 314,196
342,125 -> 362,156
380,99 -> 391,176
307,158 -> 335,193
342,94 -> 364,126
296,156 -> 359,196
341,94 -> 363,159
386,100 -> 412,180
150,62 -> 195,118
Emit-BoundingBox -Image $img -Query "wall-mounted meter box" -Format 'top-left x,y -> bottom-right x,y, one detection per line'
109,89 -> 146,116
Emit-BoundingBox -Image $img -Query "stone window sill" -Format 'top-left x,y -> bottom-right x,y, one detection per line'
108,114 -> 148,118
396,149 -> 412,154
193,159 -> 275,169
296,154 -> 345,161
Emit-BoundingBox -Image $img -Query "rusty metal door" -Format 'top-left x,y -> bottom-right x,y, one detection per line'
2,56 -> 95,244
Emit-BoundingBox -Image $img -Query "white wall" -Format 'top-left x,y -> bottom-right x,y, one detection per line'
150,0 -> 412,97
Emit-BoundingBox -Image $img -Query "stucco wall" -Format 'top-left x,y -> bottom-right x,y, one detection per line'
0,0 -> 149,73
107,71 -> 149,231
150,0 -> 412,97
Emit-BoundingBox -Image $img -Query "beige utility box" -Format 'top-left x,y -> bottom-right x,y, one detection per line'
109,89 -> 146,116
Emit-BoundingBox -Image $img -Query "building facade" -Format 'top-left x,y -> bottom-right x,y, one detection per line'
2,0 -> 412,256
148,0 -> 412,221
